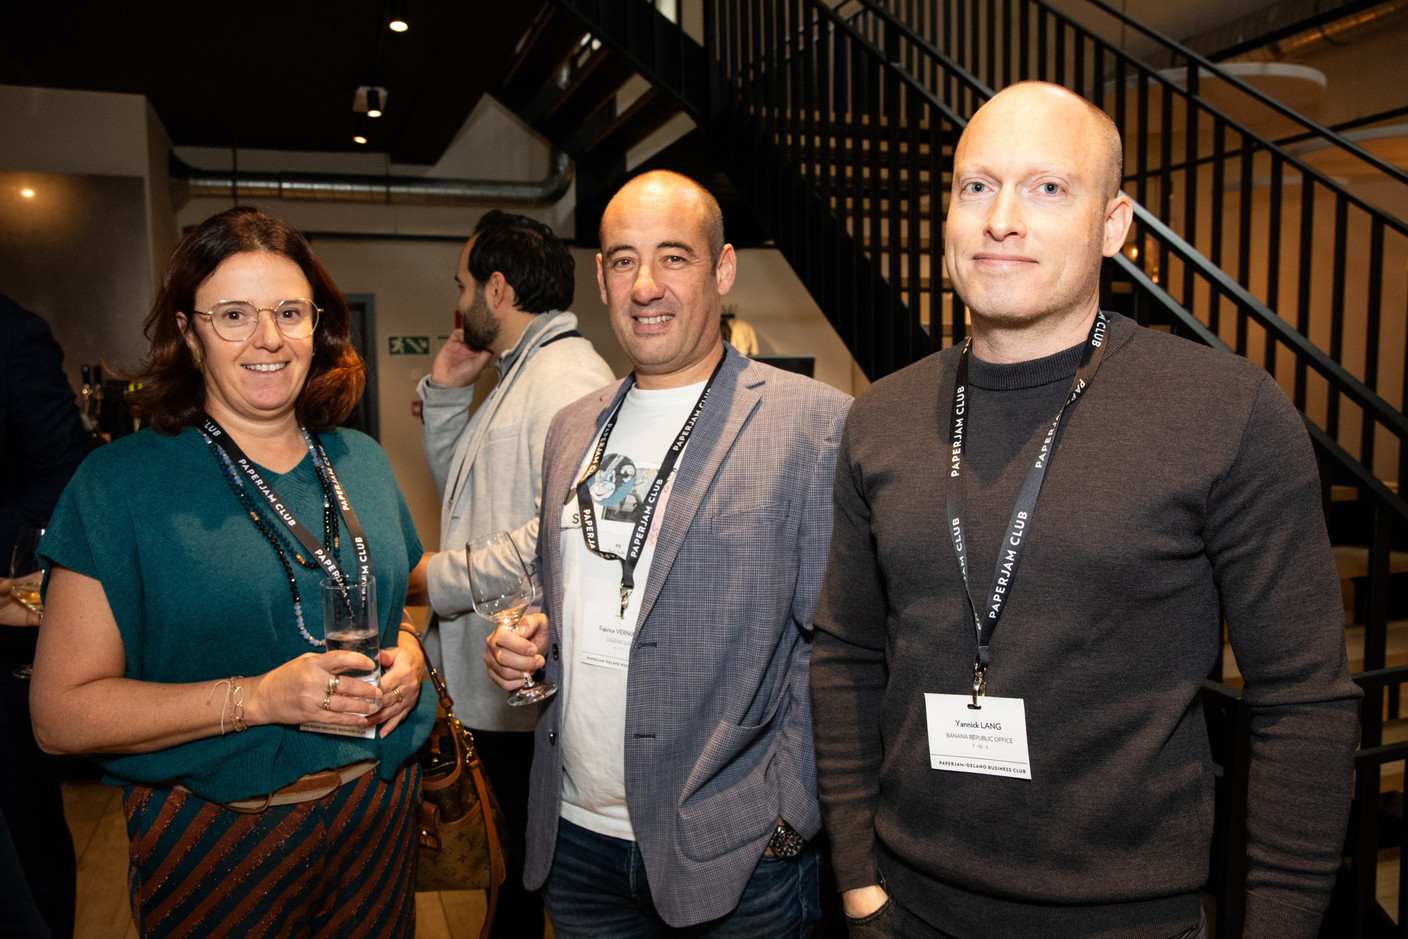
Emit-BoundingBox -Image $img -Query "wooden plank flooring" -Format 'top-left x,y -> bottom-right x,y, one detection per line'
61,776 -> 537,938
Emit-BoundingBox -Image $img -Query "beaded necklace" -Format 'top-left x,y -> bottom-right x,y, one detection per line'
201,426 -> 342,648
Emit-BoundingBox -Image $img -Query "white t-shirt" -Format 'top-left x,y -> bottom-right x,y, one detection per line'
557,381 -> 705,840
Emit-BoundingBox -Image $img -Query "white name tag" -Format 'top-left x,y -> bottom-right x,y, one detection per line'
581,600 -> 635,671
299,720 -> 378,739
924,693 -> 1032,780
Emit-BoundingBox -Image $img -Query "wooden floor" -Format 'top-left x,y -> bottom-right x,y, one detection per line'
61,775 -> 536,939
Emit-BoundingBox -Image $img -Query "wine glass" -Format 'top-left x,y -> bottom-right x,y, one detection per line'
9,525 -> 44,617
467,530 -> 556,706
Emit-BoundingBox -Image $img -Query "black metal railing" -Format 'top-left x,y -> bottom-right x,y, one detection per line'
556,0 -> 712,120
692,0 -> 1408,931
706,0 -> 962,376
855,0 -> 1408,493
1346,665 -> 1408,936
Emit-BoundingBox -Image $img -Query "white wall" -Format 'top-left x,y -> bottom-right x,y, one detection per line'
0,85 -> 164,388
299,236 -> 859,554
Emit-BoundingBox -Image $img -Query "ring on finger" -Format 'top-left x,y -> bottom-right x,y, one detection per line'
321,694 -> 332,711
326,676 -> 340,696
392,687 -> 404,704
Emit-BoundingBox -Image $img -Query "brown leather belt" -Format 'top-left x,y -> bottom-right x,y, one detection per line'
177,759 -> 379,814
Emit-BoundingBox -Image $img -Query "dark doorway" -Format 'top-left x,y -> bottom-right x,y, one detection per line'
344,293 -> 379,441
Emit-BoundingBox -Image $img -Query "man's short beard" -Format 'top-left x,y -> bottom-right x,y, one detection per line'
462,290 -> 499,351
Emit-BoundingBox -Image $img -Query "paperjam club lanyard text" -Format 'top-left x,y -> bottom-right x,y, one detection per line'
200,415 -> 372,586
573,354 -> 726,617
946,312 -> 1109,706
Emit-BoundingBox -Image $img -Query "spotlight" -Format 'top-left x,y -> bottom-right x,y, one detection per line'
354,116 -> 369,145
388,0 -> 408,32
354,85 -> 388,117
20,188 -> 35,198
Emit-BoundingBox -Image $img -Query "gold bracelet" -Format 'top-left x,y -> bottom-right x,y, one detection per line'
206,676 -> 248,735
230,676 -> 247,732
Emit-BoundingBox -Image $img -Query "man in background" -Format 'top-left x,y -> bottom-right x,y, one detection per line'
413,212 -> 613,935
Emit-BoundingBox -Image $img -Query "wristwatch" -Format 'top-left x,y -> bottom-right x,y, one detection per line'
767,819 -> 805,859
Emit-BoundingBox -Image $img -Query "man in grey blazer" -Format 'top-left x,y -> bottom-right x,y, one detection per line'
487,170 -> 852,935
413,210 -> 613,937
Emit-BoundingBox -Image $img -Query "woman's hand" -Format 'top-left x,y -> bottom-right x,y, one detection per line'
35,566 -> 386,753
243,648 -> 385,730
368,626 -> 425,737
0,574 -> 41,627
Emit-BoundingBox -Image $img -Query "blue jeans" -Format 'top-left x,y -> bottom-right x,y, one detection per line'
544,818 -> 821,938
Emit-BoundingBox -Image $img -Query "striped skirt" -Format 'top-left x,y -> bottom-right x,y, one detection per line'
122,762 -> 420,939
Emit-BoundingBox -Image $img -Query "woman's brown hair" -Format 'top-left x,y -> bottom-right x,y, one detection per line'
128,206 -> 365,434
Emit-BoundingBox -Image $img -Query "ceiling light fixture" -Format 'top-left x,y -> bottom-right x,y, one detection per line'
20,188 -> 36,198
353,116 -> 369,145
354,85 -> 388,117
388,0 -> 409,32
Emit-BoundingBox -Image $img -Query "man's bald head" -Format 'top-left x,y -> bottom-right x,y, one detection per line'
965,82 -> 1125,200
600,170 -> 726,268
943,80 -> 1135,361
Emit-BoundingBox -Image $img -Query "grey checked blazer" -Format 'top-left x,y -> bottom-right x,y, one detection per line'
523,345 -> 852,927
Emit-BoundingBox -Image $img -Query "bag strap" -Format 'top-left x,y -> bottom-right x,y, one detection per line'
461,715 -> 506,939
407,627 -> 508,939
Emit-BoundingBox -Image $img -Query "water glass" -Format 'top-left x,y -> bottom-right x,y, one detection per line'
321,575 -> 382,688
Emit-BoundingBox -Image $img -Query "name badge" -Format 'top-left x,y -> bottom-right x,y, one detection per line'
581,599 -> 634,671
299,720 -> 378,739
924,693 -> 1032,780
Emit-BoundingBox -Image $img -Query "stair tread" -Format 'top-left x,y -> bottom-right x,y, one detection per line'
1334,544 -> 1408,580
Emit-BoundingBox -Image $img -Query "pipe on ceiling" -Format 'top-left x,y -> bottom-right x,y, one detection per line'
169,149 -> 573,208
1239,0 -> 1408,62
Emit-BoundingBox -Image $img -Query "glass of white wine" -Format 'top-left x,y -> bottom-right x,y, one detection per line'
468,530 -> 556,706
9,525 -> 44,617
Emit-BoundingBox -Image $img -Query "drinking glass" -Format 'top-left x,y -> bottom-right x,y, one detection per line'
321,575 -> 382,692
8,526 -> 44,617
468,530 -> 556,706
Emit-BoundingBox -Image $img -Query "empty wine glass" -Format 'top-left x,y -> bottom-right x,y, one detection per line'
468,530 -> 556,706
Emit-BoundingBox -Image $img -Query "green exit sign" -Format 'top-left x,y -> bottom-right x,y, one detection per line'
388,336 -> 430,355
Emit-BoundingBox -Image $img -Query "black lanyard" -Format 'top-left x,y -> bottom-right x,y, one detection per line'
200,415 -> 372,585
946,313 -> 1109,702
574,354 -> 726,617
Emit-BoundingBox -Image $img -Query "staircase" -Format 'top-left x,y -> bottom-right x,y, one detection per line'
491,2 -> 1408,933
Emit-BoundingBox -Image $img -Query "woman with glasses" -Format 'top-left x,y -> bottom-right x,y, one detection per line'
30,206 -> 432,938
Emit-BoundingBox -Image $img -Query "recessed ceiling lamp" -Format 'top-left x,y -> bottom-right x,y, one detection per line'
388,0 -> 408,32
20,188 -> 35,198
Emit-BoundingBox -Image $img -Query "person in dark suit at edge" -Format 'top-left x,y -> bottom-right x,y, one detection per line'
0,293 -> 88,939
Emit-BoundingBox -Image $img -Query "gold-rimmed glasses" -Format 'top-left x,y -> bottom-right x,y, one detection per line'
192,299 -> 321,341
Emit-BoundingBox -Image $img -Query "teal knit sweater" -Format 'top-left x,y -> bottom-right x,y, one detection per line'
42,425 -> 432,803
